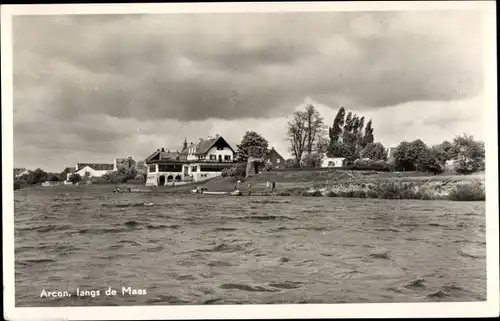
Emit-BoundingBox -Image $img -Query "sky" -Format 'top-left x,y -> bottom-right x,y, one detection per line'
12,10 -> 486,172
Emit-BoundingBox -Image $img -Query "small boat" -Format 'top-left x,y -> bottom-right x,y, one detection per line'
114,187 -> 151,193
191,188 -> 241,196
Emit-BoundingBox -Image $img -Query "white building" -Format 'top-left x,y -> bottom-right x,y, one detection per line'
145,135 -> 236,186
321,157 -> 346,168
67,162 -> 115,180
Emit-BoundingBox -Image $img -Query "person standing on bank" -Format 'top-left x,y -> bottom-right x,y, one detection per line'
272,181 -> 276,194
248,182 -> 252,196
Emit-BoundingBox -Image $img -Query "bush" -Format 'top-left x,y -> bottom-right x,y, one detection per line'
350,159 -> 394,172
366,190 -> 378,198
224,162 -> 247,178
301,153 -> 323,168
68,173 -> 82,184
14,182 -> 21,190
448,182 -> 485,201
326,191 -> 338,197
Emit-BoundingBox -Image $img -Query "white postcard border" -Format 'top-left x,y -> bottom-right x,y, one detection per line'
2,2 -> 498,320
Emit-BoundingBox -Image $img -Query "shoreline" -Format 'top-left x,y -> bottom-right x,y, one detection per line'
15,171 -> 485,202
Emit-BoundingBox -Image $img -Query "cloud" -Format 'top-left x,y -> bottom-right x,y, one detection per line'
10,10 -> 486,171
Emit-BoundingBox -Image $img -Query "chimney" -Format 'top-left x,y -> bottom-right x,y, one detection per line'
215,134 -> 220,138
161,148 -> 165,152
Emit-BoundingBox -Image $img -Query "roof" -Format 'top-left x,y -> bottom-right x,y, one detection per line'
77,163 -> 114,171
64,167 -> 76,173
146,136 -> 234,162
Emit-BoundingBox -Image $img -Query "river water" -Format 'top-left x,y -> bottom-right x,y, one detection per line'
14,186 -> 486,306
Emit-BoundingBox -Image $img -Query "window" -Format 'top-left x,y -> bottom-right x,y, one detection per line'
328,161 -> 333,167
210,155 -> 216,160
224,155 -> 231,161
191,166 -> 198,172
277,158 -> 280,163
217,146 -> 224,150
149,164 -> 156,173
85,171 -> 90,177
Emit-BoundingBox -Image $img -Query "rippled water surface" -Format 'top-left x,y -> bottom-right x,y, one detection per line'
14,186 -> 486,306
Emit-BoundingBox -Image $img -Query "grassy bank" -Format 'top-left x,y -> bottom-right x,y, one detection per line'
16,169 -> 485,201
196,170 -> 485,201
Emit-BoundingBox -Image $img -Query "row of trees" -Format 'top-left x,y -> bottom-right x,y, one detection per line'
15,168 -> 66,185
14,159 -> 148,186
283,104 -> 484,174
285,104 -> 381,167
392,134 -> 485,174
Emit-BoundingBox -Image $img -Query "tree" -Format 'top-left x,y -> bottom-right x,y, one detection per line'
452,134 -> 485,174
302,152 -> 323,168
287,110 -> 309,166
393,139 -> 428,171
315,136 -> 329,155
235,131 -> 269,163
68,173 -> 82,184
49,174 -> 60,182
414,147 -> 444,174
360,142 -> 387,160
25,168 -> 48,184
363,119 -> 374,147
329,107 -> 346,143
303,104 -> 326,155
285,158 -> 296,168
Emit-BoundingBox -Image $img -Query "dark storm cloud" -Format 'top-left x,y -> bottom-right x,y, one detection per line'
13,11 -> 484,123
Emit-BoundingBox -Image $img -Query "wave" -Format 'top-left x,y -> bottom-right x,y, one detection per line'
249,200 -> 290,205
369,251 -> 391,260
17,224 -> 72,233
404,278 -> 426,288
212,227 -> 239,232
147,224 -> 180,230
219,283 -> 278,292
236,215 -> 294,221
269,281 -> 303,289
197,243 -> 250,253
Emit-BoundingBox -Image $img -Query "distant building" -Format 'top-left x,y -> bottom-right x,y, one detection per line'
145,135 -> 236,186
321,157 -> 346,168
14,168 -> 29,178
113,157 -> 136,171
266,147 -> 286,169
68,163 -> 114,180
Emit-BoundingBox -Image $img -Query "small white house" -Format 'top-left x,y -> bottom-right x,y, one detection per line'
67,163 -> 114,180
321,157 -> 346,168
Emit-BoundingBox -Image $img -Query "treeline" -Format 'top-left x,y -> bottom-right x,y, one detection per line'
284,104 -> 484,174
14,162 -> 147,188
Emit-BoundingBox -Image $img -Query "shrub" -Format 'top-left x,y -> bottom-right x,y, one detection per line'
326,191 -> 338,197
360,142 -> 387,161
366,190 -> 379,198
14,182 -> 21,190
301,153 -> 323,168
226,162 -> 247,178
288,187 -> 305,196
350,159 -> 394,172
448,182 -> 485,201
68,173 -> 82,184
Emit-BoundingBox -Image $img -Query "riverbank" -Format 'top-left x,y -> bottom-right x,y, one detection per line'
196,170 -> 486,201
15,170 -> 485,201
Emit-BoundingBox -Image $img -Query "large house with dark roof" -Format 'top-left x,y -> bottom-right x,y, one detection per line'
144,135 -> 236,186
